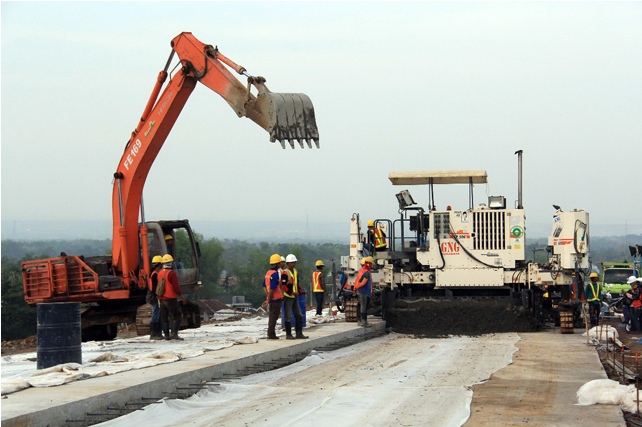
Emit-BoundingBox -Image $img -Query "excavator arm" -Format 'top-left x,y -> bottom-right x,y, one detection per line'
111,32 -> 319,286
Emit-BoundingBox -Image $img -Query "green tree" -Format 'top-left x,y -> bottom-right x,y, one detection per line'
195,235 -> 224,299
222,242 -> 348,307
2,262 -> 38,341
233,248 -> 270,306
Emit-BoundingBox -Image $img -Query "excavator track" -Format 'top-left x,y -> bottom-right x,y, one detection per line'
136,304 -> 153,336
345,300 -> 359,322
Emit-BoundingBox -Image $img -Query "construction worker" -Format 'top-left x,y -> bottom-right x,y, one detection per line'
262,256 -> 285,297
312,260 -> 327,316
157,254 -> 187,340
629,279 -> 642,331
280,254 -> 308,339
353,256 -> 374,327
263,254 -> 283,340
164,234 -> 174,257
622,275 -> 638,326
585,272 -> 602,327
367,220 -> 387,254
146,255 -> 164,340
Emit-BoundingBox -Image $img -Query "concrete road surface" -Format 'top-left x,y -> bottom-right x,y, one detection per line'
466,330 -> 625,427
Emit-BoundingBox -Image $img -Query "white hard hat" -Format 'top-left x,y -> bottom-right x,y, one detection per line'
637,277 -> 642,283
286,254 -> 297,263
627,276 -> 637,284
281,256 -> 286,262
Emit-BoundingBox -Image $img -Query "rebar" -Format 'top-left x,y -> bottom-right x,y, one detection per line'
623,346 -> 627,383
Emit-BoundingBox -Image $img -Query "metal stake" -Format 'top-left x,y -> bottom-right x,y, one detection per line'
623,345 -> 626,383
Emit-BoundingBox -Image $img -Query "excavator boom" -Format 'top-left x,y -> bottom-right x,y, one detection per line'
112,32 -> 319,284
23,33 -> 319,340
171,32 -> 319,148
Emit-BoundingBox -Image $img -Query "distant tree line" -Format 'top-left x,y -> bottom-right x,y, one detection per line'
2,234 -> 640,341
525,235 -> 642,266
0,236 -> 346,341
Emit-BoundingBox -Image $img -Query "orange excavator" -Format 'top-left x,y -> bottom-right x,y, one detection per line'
22,32 -> 319,340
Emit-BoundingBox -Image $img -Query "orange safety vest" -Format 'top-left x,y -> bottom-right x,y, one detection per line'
281,268 -> 299,298
157,269 -> 177,299
354,267 -> 372,297
148,270 -> 158,292
374,228 -> 387,249
265,269 -> 283,300
632,288 -> 642,309
312,271 -> 324,292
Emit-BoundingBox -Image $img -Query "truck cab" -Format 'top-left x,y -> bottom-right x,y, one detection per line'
601,262 -> 638,294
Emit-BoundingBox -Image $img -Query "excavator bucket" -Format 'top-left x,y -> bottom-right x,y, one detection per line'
246,86 -> 319,149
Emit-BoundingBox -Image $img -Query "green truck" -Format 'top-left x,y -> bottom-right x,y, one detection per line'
600,262 -> 639,294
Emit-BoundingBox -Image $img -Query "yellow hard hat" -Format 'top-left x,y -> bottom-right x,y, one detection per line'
162,254 -> 174,263
360,258 -> 366,265
316,260 -> 324,267
367,220 -> 375,227
152,255 -> 163,264
269,254 -> 281,264
363,256 -> 375,264
164,234 -> 173,240
589,272 -> 599,278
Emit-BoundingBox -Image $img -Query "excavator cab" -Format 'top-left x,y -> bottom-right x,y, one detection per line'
141,220 -> 202,294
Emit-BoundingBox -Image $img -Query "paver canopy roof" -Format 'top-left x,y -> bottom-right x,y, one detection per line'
388,170 -> 488,185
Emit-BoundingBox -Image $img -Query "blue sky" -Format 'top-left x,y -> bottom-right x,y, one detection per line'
2,2 -> 641,237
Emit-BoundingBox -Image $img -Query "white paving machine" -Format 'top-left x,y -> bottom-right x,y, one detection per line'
337,151 -> 591,334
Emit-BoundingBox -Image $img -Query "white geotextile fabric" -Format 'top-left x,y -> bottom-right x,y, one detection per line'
96,333 -> 520,427
1,309 -> 324,396
577,379 -> 641,413
582,325 -> 624,347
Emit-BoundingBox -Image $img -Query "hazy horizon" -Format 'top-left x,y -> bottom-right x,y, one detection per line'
3,3 -> 641,236
2,218 -> 640,243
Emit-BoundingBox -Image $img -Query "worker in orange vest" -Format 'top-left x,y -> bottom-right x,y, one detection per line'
157,254 -> 187,340
628,279 -> 642,331
263,254 -> 284,340
312,260 -> 327,316
146,255 -> 164,340
353,256 -> 374,327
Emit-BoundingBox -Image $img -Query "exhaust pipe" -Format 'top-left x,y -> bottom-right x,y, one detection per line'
515,150 -> 523,209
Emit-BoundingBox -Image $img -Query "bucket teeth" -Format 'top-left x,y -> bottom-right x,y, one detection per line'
249,91 -> 319,149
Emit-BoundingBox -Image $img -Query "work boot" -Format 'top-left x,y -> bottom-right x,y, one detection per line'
285,322 -> 295,340
155,322 -> 165,339
267,334 -> 280,340
170,319 -> 184,341
150,322 -> 162,340
362,315 -> 371,328
295,320 -> 309,339
357,313 -> 364,326
162,322 -> 171,340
